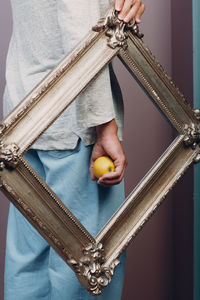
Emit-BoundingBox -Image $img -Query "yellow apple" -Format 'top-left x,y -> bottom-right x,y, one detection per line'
93,156 -> 115,179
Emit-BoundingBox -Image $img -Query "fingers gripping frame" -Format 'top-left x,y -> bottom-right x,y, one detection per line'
0,5 -> 199,296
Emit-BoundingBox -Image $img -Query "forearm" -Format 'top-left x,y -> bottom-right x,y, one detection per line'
96,119 -> 118,140
90,119 -> 127,186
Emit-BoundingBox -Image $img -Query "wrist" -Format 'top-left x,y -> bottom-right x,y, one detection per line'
96,119 -> 118,139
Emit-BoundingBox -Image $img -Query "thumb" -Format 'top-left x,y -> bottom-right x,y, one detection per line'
89,141 -> 106,181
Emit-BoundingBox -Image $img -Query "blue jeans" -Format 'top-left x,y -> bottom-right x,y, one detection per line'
4,140 -> 126,299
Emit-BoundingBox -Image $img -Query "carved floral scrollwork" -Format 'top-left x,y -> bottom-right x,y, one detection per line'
183,110 -> 200,153
0,142 -> 20,169
190,114 -> 200,163
183,123 -> 200,164
67,243 -> 120,295
93,8 -> 143,49
194,152 -> 200,164
183,123 -> 200,149
193,108 -> 200,120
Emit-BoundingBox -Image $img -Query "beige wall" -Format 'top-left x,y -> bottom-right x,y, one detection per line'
0,0 -> 193,299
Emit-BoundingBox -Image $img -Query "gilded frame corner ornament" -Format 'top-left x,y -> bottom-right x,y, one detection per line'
0,4 -> 199,296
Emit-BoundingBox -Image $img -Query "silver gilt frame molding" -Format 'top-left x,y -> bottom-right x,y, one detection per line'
0,4 -> 199,296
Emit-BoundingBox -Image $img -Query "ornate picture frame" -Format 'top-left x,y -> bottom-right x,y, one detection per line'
0,5 -> 199,296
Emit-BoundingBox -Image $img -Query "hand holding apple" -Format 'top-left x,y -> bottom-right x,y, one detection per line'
89,119 -> 127,186
93,156 -> 115,179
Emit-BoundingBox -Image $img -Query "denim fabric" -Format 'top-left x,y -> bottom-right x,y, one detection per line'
4,140 -> 126,299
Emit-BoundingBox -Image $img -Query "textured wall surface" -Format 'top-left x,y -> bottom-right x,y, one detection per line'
0,0 -> 193,299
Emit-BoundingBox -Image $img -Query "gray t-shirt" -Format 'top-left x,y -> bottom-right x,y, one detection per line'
3,0 -> 124,150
